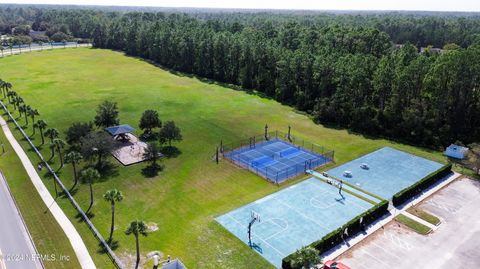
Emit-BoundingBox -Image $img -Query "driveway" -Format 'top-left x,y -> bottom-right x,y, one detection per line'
0,172 -> 43,269
336,177 -> 480,269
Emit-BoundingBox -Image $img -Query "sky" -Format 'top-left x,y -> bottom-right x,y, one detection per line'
2,0 -> 480,12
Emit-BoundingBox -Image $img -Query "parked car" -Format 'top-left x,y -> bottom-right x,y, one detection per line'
323,260 -> 351,269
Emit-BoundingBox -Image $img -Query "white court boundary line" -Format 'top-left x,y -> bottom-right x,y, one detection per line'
305,179 -> 372,211
263,218 -> 289,241
226,215 -> 286,257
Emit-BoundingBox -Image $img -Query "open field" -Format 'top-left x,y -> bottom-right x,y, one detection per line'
0,123 -> 80,269
0,48 -> 446,268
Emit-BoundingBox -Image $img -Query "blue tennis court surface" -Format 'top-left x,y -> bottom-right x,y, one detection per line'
224,139 -> 332,183
215,178 -> 373,267
327,147 -> 443,199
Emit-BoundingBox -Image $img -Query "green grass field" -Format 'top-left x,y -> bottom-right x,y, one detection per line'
0,48 -> 446,268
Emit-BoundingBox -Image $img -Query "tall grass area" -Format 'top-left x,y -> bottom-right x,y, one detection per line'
0,48 -> 445,268
0,125 -> 81,269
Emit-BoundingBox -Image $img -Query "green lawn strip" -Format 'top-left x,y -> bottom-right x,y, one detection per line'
0,125 -> 81,269
395,214 -> 432,235
406,207 -> 441,226
0,48 -> 446,268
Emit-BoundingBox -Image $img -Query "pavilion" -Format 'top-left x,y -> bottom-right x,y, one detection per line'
105,124 -> 135,141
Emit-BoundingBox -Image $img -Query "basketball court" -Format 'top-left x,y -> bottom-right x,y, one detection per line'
215,178 -> 373,267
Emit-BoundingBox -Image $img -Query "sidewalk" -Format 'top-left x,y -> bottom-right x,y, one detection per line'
0,116 -> 96,269
319,171 -> 461,263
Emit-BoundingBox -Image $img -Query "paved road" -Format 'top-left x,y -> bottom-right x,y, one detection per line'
0,172 -> 43,269
337,177 -> 480,269
0,43 -> 91,57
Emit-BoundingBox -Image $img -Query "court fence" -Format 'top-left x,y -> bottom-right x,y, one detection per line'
221,130 -> 334,183
0,100 -> 124,269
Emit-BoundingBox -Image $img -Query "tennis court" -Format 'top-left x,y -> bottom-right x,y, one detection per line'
223,138 -> 332,183
215,178 -> 373,267
327,147 -> 444,199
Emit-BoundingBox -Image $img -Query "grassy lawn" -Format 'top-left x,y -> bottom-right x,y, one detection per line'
0,48 -> 446,268
395,214 -> 432,235
0,123 -> 81,269
406,207 -> 441,226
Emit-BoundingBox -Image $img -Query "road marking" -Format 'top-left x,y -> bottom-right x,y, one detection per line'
0,248 -> 6,269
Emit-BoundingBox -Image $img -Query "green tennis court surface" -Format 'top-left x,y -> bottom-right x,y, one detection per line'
215,178 -> 373,267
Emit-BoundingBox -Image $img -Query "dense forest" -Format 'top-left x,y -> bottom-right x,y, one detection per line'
1,5 -> 480,148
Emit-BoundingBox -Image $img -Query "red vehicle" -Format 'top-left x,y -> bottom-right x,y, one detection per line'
323,260 -> 351,269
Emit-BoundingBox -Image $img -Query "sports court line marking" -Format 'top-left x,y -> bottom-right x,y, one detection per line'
275,197 -> 331,231
263,218 -> 289,241
306,179 -> 371,211
226,215 -> 286,257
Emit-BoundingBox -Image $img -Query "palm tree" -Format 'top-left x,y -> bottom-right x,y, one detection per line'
290,246 -> 320,269
25,105 -> 31,124
36,120 -> 47,144
6,91 -> 15,104
18,103 -> 26,117
64,151 -> 82,189
44,128 -> 59,144
143,142 -> 161,166
104,189 -> 123,243
49,142 -> 56,159
53,138 -> 66,167
79,168 -> 100,213
0,79 -> 4,98
2,81 -> 12,99
125,220 -> 148,269
28,108 -> 39,125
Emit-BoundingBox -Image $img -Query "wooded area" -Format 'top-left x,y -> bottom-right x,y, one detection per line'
1,5 -> 479,148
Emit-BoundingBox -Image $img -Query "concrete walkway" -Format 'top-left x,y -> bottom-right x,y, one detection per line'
320,171 -> 461,263
0,172 -> 43,269
0,116 -> 96,269
402,211 -> 438,231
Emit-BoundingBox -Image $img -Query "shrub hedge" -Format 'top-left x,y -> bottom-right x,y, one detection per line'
281,200 -> 389,269
392,164 -> 452,207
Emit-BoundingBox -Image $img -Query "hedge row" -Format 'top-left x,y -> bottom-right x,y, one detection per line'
392,163 -> 452,207
281,200 -> 389,269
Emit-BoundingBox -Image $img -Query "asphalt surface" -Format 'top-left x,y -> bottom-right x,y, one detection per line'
337,177 -> 480,269
0,172 -> 43,269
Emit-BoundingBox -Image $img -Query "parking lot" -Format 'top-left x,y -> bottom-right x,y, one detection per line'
336,177 -> 480,269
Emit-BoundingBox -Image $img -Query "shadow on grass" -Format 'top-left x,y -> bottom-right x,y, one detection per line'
75,211 -> 95,222
97,240 -> 119,253
141,163 -> 164,178
160,146 -> 181,158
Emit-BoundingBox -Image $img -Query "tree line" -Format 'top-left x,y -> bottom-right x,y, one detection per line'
1,6 -> 480,147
